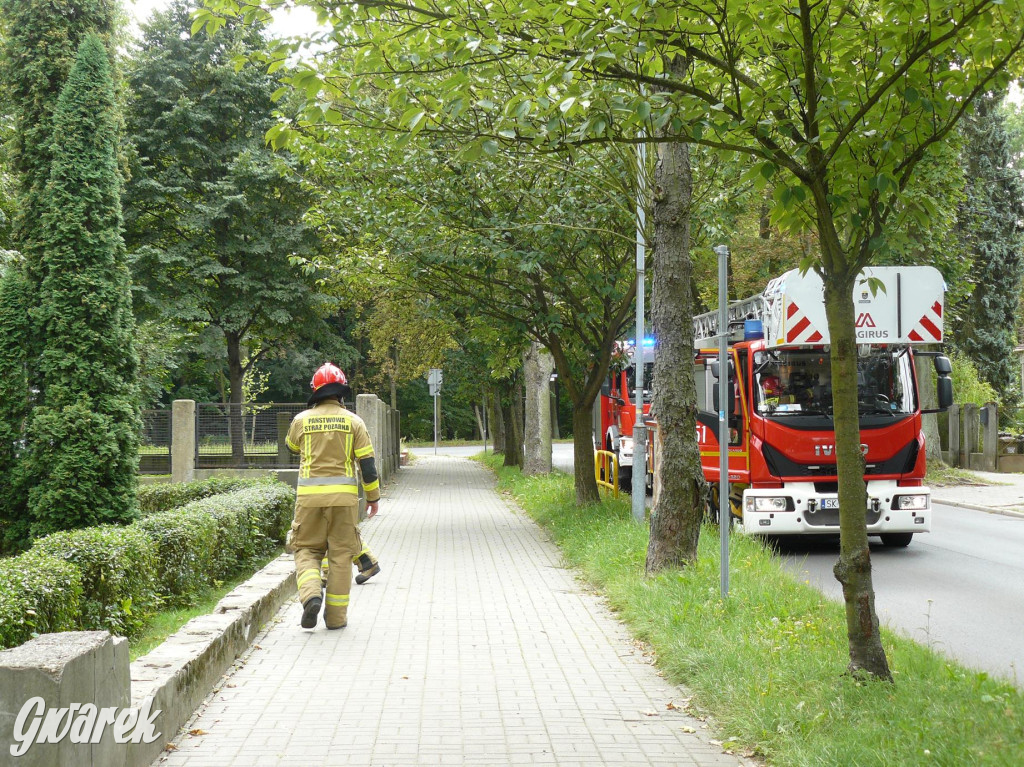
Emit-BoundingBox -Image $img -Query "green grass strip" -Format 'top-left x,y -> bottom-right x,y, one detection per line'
480,454 -> 1023,766
128,549 -> 282,661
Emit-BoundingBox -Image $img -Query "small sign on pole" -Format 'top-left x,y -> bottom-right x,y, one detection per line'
428,368 -> 443,396
427,369 -> 442,454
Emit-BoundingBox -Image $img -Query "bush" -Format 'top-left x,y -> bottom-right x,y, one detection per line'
1,479 -> 293,650
950,350 -> 998,407
134,509 -> 218,606
137,475 -> 271,516
0,550 -> 82,649
177,484 -> 294,580
32,525 -> 159,637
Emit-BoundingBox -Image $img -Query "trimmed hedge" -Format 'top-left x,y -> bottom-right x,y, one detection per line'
134,483 -> 293,602
32,525 -> 160,638
0,550 -> 82,649
134,509 -> 218,606
137,475 -> 270,516
182,484 -> 293,579
0,478 -> 294,650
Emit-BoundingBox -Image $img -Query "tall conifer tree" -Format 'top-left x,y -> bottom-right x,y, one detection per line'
0,0 -> 118,548
24,34 -> 140,535
0,266 -> 30,548
953,94 -> 1024,406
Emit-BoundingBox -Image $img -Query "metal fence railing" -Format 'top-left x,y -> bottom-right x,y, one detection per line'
195,402 -> 305,470
140,409 -> 171,474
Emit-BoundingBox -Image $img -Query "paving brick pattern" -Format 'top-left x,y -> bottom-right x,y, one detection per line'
154,455 -> 750,767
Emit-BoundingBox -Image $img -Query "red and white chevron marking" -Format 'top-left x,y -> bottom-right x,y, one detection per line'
907,300 -> 943,342
785,301 -> 824,344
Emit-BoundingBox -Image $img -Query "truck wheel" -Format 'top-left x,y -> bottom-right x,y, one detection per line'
880,533 -> 913,547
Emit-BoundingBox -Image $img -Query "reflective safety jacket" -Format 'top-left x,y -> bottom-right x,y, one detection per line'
285,400 -> 380,508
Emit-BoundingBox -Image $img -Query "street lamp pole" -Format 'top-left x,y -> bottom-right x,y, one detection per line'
631,140 -> 648,524
714,243 -> 731,598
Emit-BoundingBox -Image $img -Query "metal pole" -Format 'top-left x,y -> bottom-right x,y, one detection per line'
714,244 -> 730,598
632,140 -> 648,524
482,390 -> 488,454
434,392 -> 439,456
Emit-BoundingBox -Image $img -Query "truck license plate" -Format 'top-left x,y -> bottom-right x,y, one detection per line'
820,498 -> 839,510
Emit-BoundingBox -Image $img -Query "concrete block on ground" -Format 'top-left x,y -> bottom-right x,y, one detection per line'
0,631 -> 129,767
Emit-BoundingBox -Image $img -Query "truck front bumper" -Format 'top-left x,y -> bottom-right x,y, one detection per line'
740,481 -> 931,535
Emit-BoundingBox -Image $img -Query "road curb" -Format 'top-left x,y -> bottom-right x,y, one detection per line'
932,497 -> 1024,519
129,554 -> 296,766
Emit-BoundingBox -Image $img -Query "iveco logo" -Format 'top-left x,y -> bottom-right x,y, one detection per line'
815,444 -> 869,457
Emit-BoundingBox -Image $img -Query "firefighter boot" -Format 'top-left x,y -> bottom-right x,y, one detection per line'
353,546 -> 380,585
355,563 -> 380,585
301,596 -> 322,629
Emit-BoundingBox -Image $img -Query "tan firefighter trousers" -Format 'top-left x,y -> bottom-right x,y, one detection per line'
292,503 -> 359,628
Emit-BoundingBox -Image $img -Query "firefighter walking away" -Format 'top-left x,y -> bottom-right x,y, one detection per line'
286,363 -> 381,630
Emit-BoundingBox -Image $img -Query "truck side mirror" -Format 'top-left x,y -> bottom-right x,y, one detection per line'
712,381 -> 736,416
709,358 -> 734,380
937,376 -> 953,411
934,355 -> 952,376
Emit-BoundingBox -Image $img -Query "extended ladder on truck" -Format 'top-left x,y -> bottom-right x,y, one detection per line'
692,294 -> 766,347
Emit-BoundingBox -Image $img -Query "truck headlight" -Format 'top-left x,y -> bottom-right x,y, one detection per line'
895,495 -> 928,510
750,496 -> 789,512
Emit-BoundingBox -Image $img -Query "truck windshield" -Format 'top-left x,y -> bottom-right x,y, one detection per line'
754,348 -> 916,417
625,362 -> 655,403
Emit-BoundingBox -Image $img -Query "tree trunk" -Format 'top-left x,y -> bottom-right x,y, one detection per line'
508,373 -> 525,467
822,266 -> 892,681
523,342 -> 553,475
550,386 -> 560,439
391,345 -> 399,410
571,405 -> 600,504
225,330 -> 246,466
501,398 -> 520,467
490,389 -> 505,454
474,404 -> 486,442
645,127 -> 706,574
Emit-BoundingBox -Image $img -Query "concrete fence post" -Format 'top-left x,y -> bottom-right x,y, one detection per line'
394,409 -> 402,469
380,407 -> 387,479
983,402 -> 998,472
381,405 -> 389,476
948,404 -> 960,468
963,403 -> 979,470
276,411 -> 292,467
171,399 -> 196,483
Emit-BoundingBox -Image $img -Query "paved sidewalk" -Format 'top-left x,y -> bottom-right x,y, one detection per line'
932,469 -> 1024,517
154,455 -> 750,767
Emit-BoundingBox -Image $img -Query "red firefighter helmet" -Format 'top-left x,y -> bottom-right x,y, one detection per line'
311,363 -> 347,391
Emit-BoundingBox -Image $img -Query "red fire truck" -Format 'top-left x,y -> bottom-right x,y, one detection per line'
598,265 -> 953,546
693,265 -> 953,545
597,338 -> 655,489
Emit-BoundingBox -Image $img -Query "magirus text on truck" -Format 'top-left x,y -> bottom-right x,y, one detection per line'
599,266 -> 953,547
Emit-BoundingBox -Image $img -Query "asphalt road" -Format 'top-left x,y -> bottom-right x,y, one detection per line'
409,442 -> 576,471
410,444 -> 1024,684
776,504 -> 1024,684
